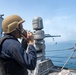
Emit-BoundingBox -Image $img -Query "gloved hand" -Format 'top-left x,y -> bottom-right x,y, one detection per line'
21,38 -> 28,50
26,31 -> 34,45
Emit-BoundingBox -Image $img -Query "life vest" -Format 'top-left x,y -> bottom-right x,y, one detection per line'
0,35 -> 13,75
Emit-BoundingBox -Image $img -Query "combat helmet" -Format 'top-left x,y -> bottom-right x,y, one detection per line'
2,15 -> 25,33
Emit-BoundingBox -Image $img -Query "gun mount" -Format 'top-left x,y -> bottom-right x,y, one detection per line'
32,17 -> 61,60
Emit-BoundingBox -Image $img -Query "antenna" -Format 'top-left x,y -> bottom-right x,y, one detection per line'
0,14 -> 4,18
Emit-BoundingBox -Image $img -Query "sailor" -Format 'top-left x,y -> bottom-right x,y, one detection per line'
1,15 -> 37,75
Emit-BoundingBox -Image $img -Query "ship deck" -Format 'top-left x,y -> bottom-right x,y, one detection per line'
49,69 -> 76,75
48,66 -> 76,75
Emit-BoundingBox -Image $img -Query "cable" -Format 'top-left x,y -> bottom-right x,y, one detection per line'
45,56 -> 68,58
45,47 -> 74,52
61,50 -> 75,70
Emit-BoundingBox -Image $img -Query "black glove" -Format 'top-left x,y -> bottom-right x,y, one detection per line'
21,38 -> 28,50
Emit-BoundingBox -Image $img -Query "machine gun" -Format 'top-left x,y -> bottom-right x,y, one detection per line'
32,17 -> 61,60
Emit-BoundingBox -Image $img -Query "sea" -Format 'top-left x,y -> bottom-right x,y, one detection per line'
45,41 -> 76,70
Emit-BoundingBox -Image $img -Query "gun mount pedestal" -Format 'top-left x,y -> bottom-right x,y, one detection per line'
28,17 -> 61,75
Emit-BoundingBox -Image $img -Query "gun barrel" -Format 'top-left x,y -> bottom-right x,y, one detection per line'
45,34 -> 61,38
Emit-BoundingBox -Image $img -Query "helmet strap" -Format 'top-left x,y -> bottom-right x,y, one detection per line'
16,28 -> 27,40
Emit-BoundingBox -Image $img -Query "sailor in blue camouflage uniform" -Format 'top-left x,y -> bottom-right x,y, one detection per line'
1,15 -> 37,75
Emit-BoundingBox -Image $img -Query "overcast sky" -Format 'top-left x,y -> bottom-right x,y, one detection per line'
0,0 -> 76,42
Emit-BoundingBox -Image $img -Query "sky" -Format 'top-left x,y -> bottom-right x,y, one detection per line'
0,0 -> 76,43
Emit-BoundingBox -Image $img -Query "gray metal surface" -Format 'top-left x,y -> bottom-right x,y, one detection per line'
49,69 -> 76,75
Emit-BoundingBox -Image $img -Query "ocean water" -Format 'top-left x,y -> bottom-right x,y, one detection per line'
45,41 -> 76,70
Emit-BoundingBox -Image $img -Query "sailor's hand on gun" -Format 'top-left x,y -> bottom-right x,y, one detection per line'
26,31 -> 34,45
21,29 -> 34,45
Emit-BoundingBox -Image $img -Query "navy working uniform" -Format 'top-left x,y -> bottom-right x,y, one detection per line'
1,34 -> 37,75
